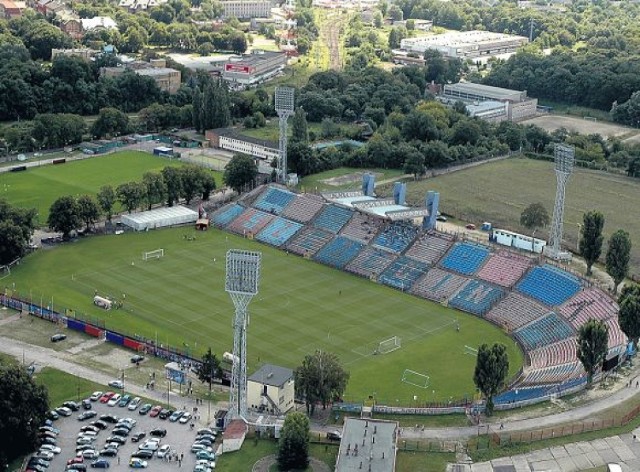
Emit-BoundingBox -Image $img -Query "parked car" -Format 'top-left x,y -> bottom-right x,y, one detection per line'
90,420 -> 108,430
149,428 -> 166,438
179,412 -> 192,424
67,464 -> 87,471
156,444 -> 172,458
89,391 -> 103,402
39,444 -> 61,454
131,432 -> 146,443
100,414 -> 119,424
34,451 -> 54,461
148,406 -> 162,418
99,448 -> 118,457
128,397 -> 141,411
50,333 -> 67,342
106,435 -> 126,445
64,401 -> 80,411
107,394 -> 121,407
91,459 -> 110,468
108,380 -> 124,389
78,411 -> 97,421
80,425 -> 99,433
128,458 -> 147,469
190,444 -> 212,454
195,450 -> 215,461
131,450 -> 153,459
40,437 -> 57,446
82,450 -> 99,460
326,430 -> 342,441
138,441 -> 159,451
39,426 -> 60,434
118,395 -> 132,407
169,410 -> 183,422
56,406 -> 72,417
138,404 -> 152,415
112,428 -> 130,437
465,223 -> 476,230
99,393 -> 114,404
67,457 -> 84,465
194,438 -> 213,447
82,399 -> 92,410
130,355 -> 144,364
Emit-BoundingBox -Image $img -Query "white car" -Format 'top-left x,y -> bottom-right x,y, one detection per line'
107,394 -> 122,407
156,444 -> 172,458
34,451 -> 54,461
128,397 -> 141,411
179,412 -> 192,424
90,391 -> 103,401
129,457 -> 148,468
82,450 -> 99,459
197,459 -> 216,468
139,441 -> 159,451
77,430 -> 97,438
77,436 -> 95,445
39,445 -> 61,454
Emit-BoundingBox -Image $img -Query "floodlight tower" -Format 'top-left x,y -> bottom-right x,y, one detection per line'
548,144 -> 575,257
225,249 -> 261,421
275,86 -> 295,185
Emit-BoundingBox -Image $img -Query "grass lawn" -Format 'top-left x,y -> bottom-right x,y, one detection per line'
299,167 -> 406,192
0,151 -> 214,223
398,157 -> 640,277
241,121 -> 361,143
34,367 -> 105,407
5,227 -> 522,405
396,450 -> 456,472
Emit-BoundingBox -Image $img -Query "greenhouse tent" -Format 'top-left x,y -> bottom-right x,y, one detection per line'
120,206 -> 198,231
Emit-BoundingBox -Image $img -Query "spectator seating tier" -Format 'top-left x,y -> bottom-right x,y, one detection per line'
211,203 -> 245,228
559,288 -> 619,329
514,312 -> 574,351
449,280 -> 504,316
286,228 -> 334,257
440,242 -> 490,276
253,186 -> 296,215
226,208 -> 275,236
256,217 -> 304,247
411,268 -> 469,302
485,293 -> 549,332
476,251 -> 533,288
378,256 -> 429,291
340,212 -> 383,243
313,236 -> 365,269
519,362 -> 583,385
281,193 -> 324,223
373,222 -> 419,253
494,386 -> 551,405
346,247 -> 397,278
516,265 -> 581,306
529,338 -> 578,369
604,318 -> 627,351
405,232 -> 454,266
313,205 -> 354,233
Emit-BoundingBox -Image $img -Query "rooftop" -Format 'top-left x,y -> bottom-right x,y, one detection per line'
402,30 -> 527,47
335,419 -> 397,472
445,82 -> 526,100
136,67 -> 180,76
210,127 -> 278,150
227,50 -> 286,66
248,364 -> 293,388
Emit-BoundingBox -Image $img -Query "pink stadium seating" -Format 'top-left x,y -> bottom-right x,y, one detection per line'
529,338 -> 578,369
340,212 -> 383,243
405,231 -> 454,266
559,287 -> 619,329
476,251 -> 533,287
411,268 -> 469,301
485,293 -> 549,332
280,194 -> 324,223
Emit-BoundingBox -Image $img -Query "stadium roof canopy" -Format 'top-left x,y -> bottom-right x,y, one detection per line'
120,205 -> 198,231
323,191 -> 430,221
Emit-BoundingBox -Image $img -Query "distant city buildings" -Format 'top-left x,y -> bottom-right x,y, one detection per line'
220,0 -> 271,19
222,50 -> 287,88
118,0 -> 167,12
51,48 -> 96,61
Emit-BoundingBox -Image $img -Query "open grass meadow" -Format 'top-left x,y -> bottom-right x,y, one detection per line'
399,157 -> 640,277
0,151 -> 221,223
5,227 -> 522,406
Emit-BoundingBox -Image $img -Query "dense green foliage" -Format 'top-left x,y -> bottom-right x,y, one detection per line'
619,284 -> 640,349
295,350 -> 349,416
277,412 -> 310,471
473,343 -> 509,416
223,153 -> 258,193
606,230 -> 632,292
0,199 -> 36,265
576,319 -> 609,386
579,211 -> 605,276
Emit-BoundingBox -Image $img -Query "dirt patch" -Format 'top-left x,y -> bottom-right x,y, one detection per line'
522,115 -> 636,139
321,171 -> 383,187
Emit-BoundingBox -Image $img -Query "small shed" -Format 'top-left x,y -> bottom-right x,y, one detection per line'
195,218 -> 210,231
153,146 -> 173,156
120,205 -> 198,231
164,361 -> 186,384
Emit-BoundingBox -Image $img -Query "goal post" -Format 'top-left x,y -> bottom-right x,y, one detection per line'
0,265 -> 9,279
142,249 -> 164,261
376,336 -> 401,355
401,369 -> 430,389
464,345 -> 478,357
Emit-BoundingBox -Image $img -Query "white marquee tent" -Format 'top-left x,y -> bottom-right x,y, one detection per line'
120,206 -> 199,231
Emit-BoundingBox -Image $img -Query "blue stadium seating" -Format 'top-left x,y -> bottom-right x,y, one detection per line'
379,256 -> 428,291
449,280 -> 504,316
286,228 -> 333,256
313,205 -> 354,233
211,203 -> 244,228
440,243 -> 490,275
373,222 -> 419,253
256,217 -> 304,247
346,248 -> 397,278
494,386 -> 550,405
313,236 -> 365,269
516,265 -> 581,306
514,312 -> 574,350
254,187 -> 296,215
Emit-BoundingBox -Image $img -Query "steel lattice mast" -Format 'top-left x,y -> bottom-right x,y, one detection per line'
275,86 -> 295,185
225,249 -> 261,421
548,144 -> 575,257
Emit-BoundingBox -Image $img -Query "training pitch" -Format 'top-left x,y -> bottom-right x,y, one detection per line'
5,228 -> 522,405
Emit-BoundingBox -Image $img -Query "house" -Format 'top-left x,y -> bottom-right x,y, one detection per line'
247,364 -> 295,415
80,16 -> 117,31
0,0 -> 26,18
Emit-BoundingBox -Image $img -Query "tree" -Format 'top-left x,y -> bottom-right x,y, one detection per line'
47,195 -> 80,239
180,165 -> 203,204
97,185 -> 116,222
76,195 -> 100,231
0,199 -> 36,265
294,350 -> 349,416
192,86 -> 203,133
199,170 -> 217,200
196,347 -> 221,386
277,412 -> 310,471
91,107 -> 130,139
162,166 -> 183,206
473,343 -> 509,416
606,230 -> 632,293
520,202 -> 549,251
0,363 -> 49,469
291,107 -> 309,144
142,172 -> 165,210
403,150 -> 425,179
223,154 -> 257,193
619,285 -> 640,350
576,319 -> 609,387
116,182 -> 145,214
579,211 -> 605,276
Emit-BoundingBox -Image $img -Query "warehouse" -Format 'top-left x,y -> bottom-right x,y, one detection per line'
120,206 -> 198,231
222,50 -> 287,88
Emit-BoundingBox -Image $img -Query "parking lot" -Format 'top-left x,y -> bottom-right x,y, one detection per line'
36,395 -> 217,471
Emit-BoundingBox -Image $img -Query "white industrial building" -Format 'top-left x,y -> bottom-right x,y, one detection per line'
120,206 -> 198,231
220,0 -> 271,18
205,128 -> 279,162
222,50 -> 287,88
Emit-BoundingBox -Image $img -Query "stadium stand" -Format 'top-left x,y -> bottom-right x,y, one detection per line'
440,242 -> 490,275
379,256 -> 429,291
604,318 -> 627,350
405,231 -> 455,266
559,288 -> 619,329
313,205 -> 354,233
516,264 -> 581,306
514,312 -> 574,350
520,362 -> 583,385
476,251 -> 533,287
226,208 -> 275,235
494,386 -> 551,404
411,268 -> 469,301
253,186 -> 296,214
449,280 -> 504,316
256,217 -> 304,247
529,337 -> 578,369
211,203 -> 245,228
340,212 -> 383,243
373,222 -> 419,253
485,293 -> 549,332
286,227 -> 334,256
281,193 -> 325,223
346,247 -> 397,278
313,236 -> 365,269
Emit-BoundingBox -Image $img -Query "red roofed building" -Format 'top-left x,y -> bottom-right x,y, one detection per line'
0,0 -> 26,18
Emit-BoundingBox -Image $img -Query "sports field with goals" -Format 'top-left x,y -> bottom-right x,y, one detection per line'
0,151 -> 222,222
4,227 -> 522,405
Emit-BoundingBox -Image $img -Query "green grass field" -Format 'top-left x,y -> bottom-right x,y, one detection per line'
397,157 -> 640,277
5,227 -> 522,405
299,167 -> 406,192
0,151 -> 221,223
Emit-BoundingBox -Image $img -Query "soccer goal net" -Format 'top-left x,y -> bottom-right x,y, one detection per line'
142,249 -> 164,261
401,369 -> 430,389
464,345 -> 478,357
376,336 -> 401,355
0,265 -> 10,279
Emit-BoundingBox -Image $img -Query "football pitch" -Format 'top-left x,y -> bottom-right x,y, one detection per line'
5,228 -> 523,405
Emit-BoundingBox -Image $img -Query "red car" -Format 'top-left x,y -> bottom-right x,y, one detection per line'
67,457 -> 84,465
149,405 -> 163,418
99,392 -> 115,403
